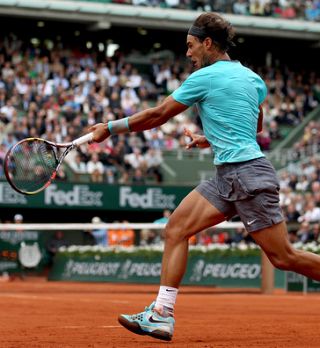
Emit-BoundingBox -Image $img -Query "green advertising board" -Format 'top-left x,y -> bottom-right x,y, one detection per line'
306,278 -> 320,292
0,180 -> 192,211
285,271 -> 305,292
0,230 -> 44,274
0,230 -> 100,274
285,271 -> 320,293
48,249 -> 263,288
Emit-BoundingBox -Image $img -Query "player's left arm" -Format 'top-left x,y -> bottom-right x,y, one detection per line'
184,128 -> 210,149
257,105 -> 263,133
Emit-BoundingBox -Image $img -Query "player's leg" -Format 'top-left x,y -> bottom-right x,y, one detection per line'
160,189 -> 226,287
118,189 -> 228,341
251,221 -> 320,280
231,157 -> 320,278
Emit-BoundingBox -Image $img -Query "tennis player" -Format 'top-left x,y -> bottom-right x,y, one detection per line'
90,12 -> 320,341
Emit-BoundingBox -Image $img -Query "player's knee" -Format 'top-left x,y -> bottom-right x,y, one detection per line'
164,219 -> 188,244
269,250 -> 298,271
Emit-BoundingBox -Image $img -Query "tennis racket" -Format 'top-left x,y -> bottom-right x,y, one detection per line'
4,132 -> 94,195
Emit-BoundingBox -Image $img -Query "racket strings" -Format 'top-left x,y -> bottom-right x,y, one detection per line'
6,139 -> 59,194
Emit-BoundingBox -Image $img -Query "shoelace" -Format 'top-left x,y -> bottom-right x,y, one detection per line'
130,306 -> 152,321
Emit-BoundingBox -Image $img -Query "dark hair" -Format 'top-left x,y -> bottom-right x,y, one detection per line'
191,12 -> 235,52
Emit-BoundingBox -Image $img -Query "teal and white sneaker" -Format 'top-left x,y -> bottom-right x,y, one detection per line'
118,302 -> 175,341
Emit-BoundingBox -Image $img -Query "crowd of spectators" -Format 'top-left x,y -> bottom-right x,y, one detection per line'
0,32 -> 319,184
112,0 -> 320,22
0,26 -> 320,248
274,152 -> 320,245
256,66 -> 319,151
0,33 -> 197,184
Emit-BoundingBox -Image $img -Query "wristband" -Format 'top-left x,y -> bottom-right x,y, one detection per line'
107,117 -> 130,135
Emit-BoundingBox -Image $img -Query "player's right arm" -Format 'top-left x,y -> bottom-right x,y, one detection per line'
129,96 -> 188,132
90,96 -> 188,143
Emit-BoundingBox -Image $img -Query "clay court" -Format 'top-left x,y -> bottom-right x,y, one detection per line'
1,278 -> 320,348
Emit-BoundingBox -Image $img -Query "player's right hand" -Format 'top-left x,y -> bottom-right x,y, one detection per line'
89,123 -> 110,143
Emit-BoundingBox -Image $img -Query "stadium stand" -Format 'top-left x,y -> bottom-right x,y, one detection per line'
0,31 -> 319,185
49,0 -> 320,21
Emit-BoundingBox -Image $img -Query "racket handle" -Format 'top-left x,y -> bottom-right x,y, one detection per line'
72,132 -> 94,146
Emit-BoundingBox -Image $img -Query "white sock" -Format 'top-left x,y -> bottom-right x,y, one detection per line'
155,285 -> 178,316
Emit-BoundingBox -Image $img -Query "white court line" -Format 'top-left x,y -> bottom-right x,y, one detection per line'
100,326 -> 122,328
62,326 -> 86,329
0,294 -> 56,300
3,293 -> 318,303
61,326 -> 122,329
0,294 -> 129,304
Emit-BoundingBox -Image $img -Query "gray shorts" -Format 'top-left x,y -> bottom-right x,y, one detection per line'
195,157 -> 284,232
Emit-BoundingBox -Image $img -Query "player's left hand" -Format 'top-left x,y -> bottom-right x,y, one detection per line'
184,128 -> 210,149
89,123 -> 110,143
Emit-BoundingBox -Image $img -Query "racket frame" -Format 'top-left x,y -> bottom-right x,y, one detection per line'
4,132 -> 93,195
